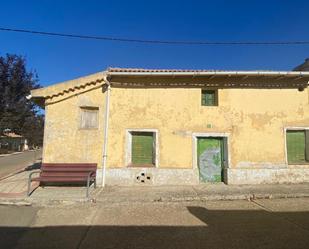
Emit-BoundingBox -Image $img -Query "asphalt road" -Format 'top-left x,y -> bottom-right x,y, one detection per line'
0,150 -> 42,178
0,198 -> 309,249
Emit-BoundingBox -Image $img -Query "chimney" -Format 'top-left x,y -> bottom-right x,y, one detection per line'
293,58 -> 309,71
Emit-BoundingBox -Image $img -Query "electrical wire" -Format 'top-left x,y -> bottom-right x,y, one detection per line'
1,27 -> 309,46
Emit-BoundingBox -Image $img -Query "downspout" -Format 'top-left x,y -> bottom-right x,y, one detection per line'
101,74 -> 111,187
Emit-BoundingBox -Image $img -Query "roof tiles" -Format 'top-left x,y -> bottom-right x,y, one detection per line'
108,67 -> 217,73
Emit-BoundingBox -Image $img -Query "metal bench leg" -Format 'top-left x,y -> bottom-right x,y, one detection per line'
27,175 -> 32,196
27,171 -> 39,197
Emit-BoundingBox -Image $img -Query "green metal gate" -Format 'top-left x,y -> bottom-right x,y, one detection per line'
197,137 -> 224,182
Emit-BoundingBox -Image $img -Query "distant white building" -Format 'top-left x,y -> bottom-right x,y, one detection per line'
0,132 -> 25,153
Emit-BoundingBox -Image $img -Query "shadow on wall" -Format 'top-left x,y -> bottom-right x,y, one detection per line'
1,207 -> 309,249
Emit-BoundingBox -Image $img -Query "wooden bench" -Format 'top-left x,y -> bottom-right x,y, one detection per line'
27,163 -> 97,198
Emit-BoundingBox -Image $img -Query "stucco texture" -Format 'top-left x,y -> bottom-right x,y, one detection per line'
43,86 -> 106,167
42,78 -> 309,174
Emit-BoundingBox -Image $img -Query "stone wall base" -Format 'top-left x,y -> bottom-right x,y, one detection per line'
226,167 -> 309,185
97,168 -> 199,186
96,167 -> 309,186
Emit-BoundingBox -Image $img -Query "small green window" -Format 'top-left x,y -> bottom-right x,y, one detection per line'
286,130 -> 309,164
201,90 -> 218,106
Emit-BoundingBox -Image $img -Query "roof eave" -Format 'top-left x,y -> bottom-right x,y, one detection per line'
108,70 -> 309,77
30,71 -> 107,99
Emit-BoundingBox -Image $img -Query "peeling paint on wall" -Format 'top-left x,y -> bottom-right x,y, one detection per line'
41,80 -> 309,184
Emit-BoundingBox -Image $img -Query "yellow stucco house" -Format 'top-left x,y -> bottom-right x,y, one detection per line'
31,66 -> 309,186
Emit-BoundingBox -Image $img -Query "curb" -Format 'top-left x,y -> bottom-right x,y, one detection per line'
0,199 -> 32,206
0,152 -> 23,157
163,193 -> 309,202
1,192 -> 308,207
96,192 -> 309,204
0,149 -> 40,158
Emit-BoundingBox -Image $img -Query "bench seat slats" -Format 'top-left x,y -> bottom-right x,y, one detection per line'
40,172 -> 96,177
42,163 -> 97,167
37,163 -> 97,183
42,168 -> 96,174
28,163 -> 98,198
33,177 -> 94,182
39,163 -> 97,182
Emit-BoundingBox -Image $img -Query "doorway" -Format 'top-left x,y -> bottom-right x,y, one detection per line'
196,137 -> 228,183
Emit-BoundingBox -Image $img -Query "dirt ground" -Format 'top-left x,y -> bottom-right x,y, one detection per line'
0,198 -> 309,249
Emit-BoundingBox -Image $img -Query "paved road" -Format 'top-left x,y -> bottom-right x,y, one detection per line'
0,150 -> 42,178
0,198 -> 308,249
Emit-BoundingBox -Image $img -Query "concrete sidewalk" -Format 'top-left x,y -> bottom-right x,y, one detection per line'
1,162 -> 309,205
0,170 -> 39,198
97,183 -> 309,203
1,182 -> 308,206
0,150 -> 42,179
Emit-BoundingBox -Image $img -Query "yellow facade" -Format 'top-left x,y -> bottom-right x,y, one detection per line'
32,70 -> 309,185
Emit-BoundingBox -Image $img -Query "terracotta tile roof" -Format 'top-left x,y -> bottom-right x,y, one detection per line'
107,67 -> 305,74
30,67 -> 309,103
1,132 -> 23,138
108,67 -> 218,73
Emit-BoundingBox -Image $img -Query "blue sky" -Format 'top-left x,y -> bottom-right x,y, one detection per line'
1,0 -> 309,87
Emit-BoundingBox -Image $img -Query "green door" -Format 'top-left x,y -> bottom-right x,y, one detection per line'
131,132 -> 154,165
197,137 -> 223,182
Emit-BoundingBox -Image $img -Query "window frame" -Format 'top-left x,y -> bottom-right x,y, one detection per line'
79,106 -> 99,130
125,129 -> 159,168
284,127 -> 309,165
201,89 -> 218,106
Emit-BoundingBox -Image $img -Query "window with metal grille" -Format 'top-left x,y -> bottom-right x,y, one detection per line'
286,130 -> 309,164
201,90 -> 218,106
131,132 -> 155,166
80,107 -> 99,129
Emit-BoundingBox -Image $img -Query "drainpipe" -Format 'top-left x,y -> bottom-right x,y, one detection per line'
101,74 -> 111,187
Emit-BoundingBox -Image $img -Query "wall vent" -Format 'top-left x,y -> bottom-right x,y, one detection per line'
136,172 -> 152,184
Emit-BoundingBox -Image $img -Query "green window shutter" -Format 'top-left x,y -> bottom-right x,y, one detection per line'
201,90 -> 217,106
305,130 -> 309,162
131,133 -> 154,165
286,130 -> 306,164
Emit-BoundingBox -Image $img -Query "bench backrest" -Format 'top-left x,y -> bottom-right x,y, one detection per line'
40,163 -> 97,179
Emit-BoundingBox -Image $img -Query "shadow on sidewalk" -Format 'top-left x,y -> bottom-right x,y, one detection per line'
1,207 -> 309,249
24,162 -> 41,171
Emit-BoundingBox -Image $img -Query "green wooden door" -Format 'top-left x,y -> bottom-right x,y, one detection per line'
197,137 -> 223,182
131,132 -> 154,165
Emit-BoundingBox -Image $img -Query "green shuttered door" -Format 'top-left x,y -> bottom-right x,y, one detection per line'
131,132 -> 154,165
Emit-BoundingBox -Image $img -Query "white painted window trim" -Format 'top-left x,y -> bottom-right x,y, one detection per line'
283,127 -> 309,165
192,132 -> 231,169
125,129 -> 159,168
